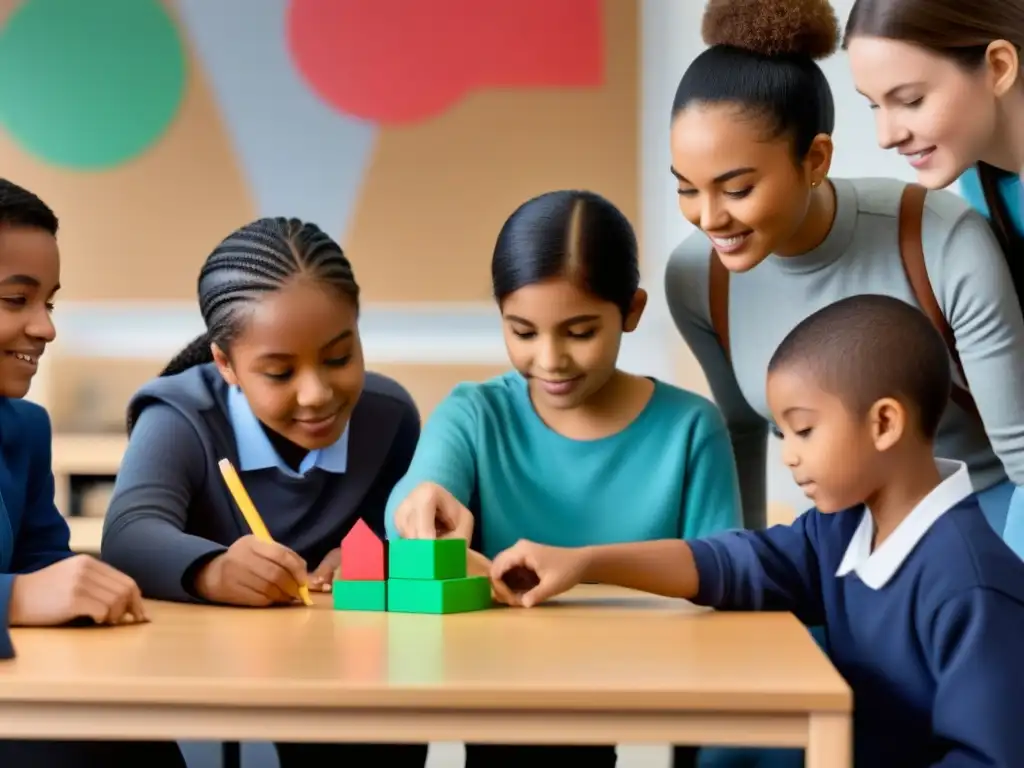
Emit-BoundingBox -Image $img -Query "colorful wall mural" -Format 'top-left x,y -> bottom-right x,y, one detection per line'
0,0 -> 638,303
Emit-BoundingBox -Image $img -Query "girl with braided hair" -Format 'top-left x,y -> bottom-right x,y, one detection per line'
101,216 -> 426,767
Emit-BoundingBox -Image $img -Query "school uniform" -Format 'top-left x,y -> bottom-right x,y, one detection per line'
0,398 -> 186,768
385,371 -> 741,767
694,460 -> 1024,768
102,363 -> 427,767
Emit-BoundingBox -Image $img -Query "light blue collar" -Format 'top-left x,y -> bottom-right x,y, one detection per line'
227,386 -> 349,478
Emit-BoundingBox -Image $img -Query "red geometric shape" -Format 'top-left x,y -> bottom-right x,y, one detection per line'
340,518 -> 387,580
285,0 -> 604,125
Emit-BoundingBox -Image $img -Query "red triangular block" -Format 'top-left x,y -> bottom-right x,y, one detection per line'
340,518 -> 387,580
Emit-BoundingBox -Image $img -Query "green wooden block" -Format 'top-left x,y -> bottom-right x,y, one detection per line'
387,576 -> 491,614
388,538 -> 466,580
332,579 -> 386,611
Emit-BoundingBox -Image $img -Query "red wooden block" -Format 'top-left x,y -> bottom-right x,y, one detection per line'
340,519 -> 387,580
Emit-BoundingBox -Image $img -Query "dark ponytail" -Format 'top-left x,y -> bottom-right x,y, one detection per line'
160,332 -> 214,378
977,162 -> 1024,312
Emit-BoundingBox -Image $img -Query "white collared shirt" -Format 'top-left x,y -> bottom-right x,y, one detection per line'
835,459 -> 974,590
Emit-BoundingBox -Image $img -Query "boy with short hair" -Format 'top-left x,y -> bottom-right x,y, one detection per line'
491,294 -> 1024,768
0,178 -> 184,767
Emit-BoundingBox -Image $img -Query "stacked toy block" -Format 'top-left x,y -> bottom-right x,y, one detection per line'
386,538 -> 490,614
332,519 -> 491,614
333,519 -> 388,611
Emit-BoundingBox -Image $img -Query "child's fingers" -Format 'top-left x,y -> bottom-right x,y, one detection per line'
436,493 -> 473,540
520,577 -> 559,608
489,572 -> 519,606
490,547 -> 526,581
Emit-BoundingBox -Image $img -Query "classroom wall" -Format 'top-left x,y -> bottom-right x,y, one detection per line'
0,0 -> 638,305
3,0 -> 663,430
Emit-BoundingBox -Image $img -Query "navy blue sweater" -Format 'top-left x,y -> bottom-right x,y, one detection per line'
0,399 -> 75,659
101,363 -> 420,602
691,479 -> 1024,767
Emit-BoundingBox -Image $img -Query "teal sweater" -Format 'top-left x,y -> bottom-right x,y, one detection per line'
384,372 -> 742,557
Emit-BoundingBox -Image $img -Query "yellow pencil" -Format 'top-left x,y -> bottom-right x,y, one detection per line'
218,457 -> 313,606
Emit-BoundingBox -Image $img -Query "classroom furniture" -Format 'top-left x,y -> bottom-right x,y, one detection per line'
0,586 -> 852,767
52,434 -> 124,555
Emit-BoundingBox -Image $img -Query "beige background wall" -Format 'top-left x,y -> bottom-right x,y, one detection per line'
1,0 -> 637,304
0,0 -> 641,451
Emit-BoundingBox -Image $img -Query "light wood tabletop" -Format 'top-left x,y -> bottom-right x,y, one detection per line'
0,585 -> 851,766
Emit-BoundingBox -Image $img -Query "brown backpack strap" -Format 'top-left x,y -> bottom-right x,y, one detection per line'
708,248 -> 731,360
897,183 -> 980,418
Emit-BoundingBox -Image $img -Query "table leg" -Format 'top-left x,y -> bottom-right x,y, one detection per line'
222,741 -> 241,768
806,713 -> 851,768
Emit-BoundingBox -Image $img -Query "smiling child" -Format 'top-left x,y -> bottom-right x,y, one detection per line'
101,217 -> 426,767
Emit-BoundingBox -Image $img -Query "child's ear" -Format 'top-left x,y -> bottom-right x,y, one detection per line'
622,289 -> 648,332
868,397 -> 905,452
211,343 -> 239,387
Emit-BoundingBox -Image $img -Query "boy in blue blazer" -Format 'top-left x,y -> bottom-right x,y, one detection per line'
0,179 -> 184,766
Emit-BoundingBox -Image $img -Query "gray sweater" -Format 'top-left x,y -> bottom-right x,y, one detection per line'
101,363 -> 420,601
666,177 -> 1024,528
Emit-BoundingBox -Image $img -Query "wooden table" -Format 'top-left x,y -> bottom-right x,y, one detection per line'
0,586 -> 851,767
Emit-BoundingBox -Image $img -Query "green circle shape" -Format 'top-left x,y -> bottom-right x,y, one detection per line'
0,0 -> 187,170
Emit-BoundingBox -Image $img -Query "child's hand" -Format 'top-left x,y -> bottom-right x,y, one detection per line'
467,549 -> 492,578
393,482 -> 474,540
8,554 -> 148,627
489,540 -> 589,607
308,548 -> 340,592
193,535 -> 308,606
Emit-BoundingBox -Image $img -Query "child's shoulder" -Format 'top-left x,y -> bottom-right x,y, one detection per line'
922,498 -> 1024,604
445,371 -> 522,406
361,370 -> 418,417
0,398 -> 53,458
131,362 -> 222,412
421,371 -> 527,426
649,380 -> 726,431
1,397 -> 51,431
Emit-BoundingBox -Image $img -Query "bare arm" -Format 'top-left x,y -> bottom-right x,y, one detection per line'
582,539 -> 699,598
496,512 -> 827,624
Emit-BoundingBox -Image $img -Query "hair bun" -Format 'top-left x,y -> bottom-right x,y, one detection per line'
702,0 -> 839,60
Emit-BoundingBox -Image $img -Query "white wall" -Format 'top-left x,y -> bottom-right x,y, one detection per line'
639,0 -> 966,515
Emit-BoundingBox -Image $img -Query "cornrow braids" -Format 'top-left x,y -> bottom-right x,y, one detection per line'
0,178 -> 58,235
160,217 -> 359,380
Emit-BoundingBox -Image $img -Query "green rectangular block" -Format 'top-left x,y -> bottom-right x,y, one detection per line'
333,579 -> 386,611
387,576 -> 491,614
388,538 -> 466,580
